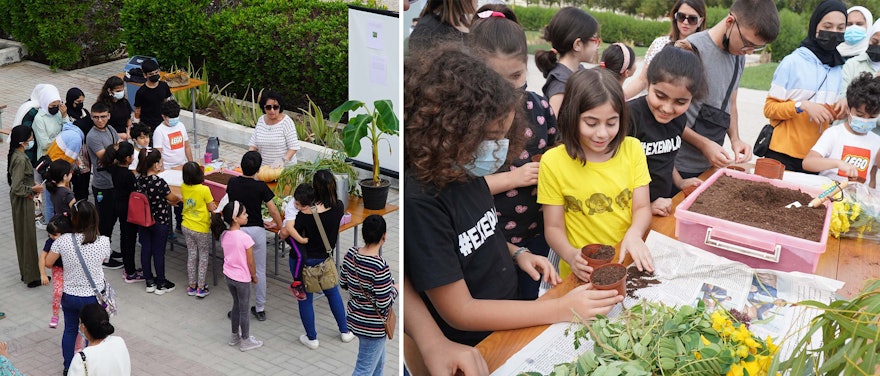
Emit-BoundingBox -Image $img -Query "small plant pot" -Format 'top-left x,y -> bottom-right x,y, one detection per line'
754,158 -> 785,180
591,263 -> 627,297
531,154 -> 542,163
360,178 -> 391,210
581,244 -> 615,268
681,184 -> 698,197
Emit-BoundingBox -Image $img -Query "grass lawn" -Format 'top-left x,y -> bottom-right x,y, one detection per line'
525,30 -> 649,57
739,62 -> 778,91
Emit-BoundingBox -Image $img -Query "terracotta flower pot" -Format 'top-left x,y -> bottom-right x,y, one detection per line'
581,244 -> 615,268
531,154 -> 542,163
754,158 -> 785,180
591,263 -> 627,297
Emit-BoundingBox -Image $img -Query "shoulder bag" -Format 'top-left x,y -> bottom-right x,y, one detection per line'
352,255 -> 396,339
301,206 -> 339,293
71,234 -> 118,317
691,47 -> 740,147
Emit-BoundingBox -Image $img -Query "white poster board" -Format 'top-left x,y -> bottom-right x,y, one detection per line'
347,5 -> 400,174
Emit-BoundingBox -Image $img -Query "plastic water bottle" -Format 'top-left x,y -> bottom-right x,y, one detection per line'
206,137 -> 220,162
97,191 -> 103,203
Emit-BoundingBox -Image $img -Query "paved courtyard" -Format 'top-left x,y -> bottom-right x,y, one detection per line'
0,59 -> 400,375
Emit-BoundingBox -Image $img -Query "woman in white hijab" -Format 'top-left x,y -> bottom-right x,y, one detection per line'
838,6 -> 873,60
839,18 -> 880,134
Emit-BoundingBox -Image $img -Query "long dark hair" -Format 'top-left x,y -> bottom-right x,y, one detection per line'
98,76 -> 125,106
80,303 -> 114,340
71,200 -> 100,244
420,0 -> 476,29
210,200 -> 245,240
535,7 -> 599,78
65,87 -> 87,121
468,4 -> 527,61
136,148 -> 162,175
669,0 -> 707,41
45,159 -> 72,193
312,169 -> 337,207
7,125 -> 33,185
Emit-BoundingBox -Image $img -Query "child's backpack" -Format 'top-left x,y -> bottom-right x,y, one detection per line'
127,190 -> 154,227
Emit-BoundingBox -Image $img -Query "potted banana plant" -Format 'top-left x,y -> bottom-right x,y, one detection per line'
330,99 -> 399,210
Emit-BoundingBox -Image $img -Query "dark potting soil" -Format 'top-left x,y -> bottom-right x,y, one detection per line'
591,265 -> 626,285
204,172 -> 235,186
626,266 -> 661,299
686,175 -> 826,242
591,245 -> 615,260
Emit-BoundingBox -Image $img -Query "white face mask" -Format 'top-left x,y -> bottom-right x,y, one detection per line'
113,90 -> 125,100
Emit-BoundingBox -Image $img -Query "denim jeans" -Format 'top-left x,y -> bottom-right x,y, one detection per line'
298,258 -> 348,340
43,190 -> 54,221
139,223 -> 169,282
353,335 -> 387,376
61,293 -> 99,369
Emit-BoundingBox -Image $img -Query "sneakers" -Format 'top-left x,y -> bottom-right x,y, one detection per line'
49,315 -> 59,328
251,306 -> 266,321
187,286 -> 198,296
35,217 -> 47,230
196,287 -> 210,298
145,280 -> 157,293
299,334 -> 319,350
110,251 -> 123,260
228,333 -> 241,346
240,336 -> 263,352
102,259 -> 123,269
341,331 -> 355,343
154,280 -> 176,295
123,270 -> 145,283
289,281 -> 306,301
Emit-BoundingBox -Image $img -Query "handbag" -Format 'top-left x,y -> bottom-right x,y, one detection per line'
71,234 -> 118,317
301,206 -> 339,293
753,123 -> 775,157
352,257 -> 397,339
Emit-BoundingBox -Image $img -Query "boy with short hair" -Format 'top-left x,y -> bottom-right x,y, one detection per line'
128,123 -> 151,171
134,58 -> 172,137
86,102 -> 123,269
152,100 -> 192,170
803,72 -> 880,186
675,0 -> 780,180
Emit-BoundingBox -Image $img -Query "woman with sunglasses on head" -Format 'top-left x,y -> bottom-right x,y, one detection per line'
624,0 -> 706,99
44,200 -> 113,374
248,90 -> 300,167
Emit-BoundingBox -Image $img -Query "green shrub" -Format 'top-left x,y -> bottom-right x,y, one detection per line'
511,6 -> 668,47
120,0 -> 211,67
705,6 -> 729,28
0,0 -> 124,69
770,8 -> 807,63
511,6 -> 558,31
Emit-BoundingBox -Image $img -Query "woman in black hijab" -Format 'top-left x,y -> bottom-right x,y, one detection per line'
762,0 -> 847,173
65,87 -> 91,200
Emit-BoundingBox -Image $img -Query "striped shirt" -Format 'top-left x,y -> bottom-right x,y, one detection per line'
340,247 -> 397,338
248,114 -> 300,167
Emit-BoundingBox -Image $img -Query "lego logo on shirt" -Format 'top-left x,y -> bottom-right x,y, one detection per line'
840,145 -> 870,180
168,131 -> 184,150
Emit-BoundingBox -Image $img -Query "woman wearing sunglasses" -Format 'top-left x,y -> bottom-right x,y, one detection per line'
248,90 -> 301,167
624,0 -> 706,99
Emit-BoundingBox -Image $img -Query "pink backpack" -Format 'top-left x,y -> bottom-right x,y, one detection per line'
127,191 -> 154,227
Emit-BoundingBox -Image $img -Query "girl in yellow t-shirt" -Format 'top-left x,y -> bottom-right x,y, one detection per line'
181,162 -> 218,297
538,68 -> 655,282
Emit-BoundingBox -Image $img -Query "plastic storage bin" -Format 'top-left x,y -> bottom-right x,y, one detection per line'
123,55 -> 158,111
203,169 -> 242,202
674,169 -> 833,273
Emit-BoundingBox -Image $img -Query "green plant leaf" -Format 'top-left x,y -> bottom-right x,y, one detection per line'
373,99 -> 399,135
342,114 -> 372,157
329,100 -> 365,124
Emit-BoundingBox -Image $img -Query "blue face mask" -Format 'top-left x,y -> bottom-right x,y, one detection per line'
24,140 -> 34,150
167,117 -> 180,127
464,138 -> 509,177
844,26 -> 867,45
850,114 -> 879,134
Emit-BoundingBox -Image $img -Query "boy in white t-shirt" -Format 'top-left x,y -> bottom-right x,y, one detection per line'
152,100 -> 192,169
804,72 -> 880,187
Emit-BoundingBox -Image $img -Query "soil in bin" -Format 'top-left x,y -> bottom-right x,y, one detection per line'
590,245 -> 615,260
204,172 -> 235,186
591,265 -> 626,285
687,175 -> 826,242
626,266 -> 661,299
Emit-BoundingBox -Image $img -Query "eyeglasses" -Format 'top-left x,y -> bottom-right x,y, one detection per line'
588,35 -> 601,45
91,115 -> 109,120
674,12 -> 701,25
264,105 -> 281,111
733,18 -> 766,52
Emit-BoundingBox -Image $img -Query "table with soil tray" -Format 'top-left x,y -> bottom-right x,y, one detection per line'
204,171 -> 236,186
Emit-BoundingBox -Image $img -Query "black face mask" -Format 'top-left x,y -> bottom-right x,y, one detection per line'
867,45 -> 880,62
816,30 -> 845,51
48,106 -> 60,115
72,103 -> 82,110
147,74 -> 160,83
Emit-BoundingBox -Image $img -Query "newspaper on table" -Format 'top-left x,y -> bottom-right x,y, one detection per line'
492,230 -> 845,376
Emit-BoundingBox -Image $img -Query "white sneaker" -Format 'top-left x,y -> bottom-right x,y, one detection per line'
35,217 -> 47,230
228,333 -> 241,346
239,336 -> 263,352
340,331 -> 355,343
299,334 -> 319,350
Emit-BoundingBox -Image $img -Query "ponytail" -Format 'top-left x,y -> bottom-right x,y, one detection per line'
210,200 -> 243,240
80,303 -> 114,340
45,159 -> 72,194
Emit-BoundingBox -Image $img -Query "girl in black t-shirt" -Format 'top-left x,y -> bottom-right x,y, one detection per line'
404,45 -> 622,348
103,142 -> 143,281
627,46 -> 706,217
134,148 -> 180,294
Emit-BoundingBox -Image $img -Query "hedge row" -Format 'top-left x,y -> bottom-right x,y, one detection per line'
0,0 -> 125,69
121,0 -> 354,111
511,5 -> 807,61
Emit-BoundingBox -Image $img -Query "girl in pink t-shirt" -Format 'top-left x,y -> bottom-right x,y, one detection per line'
210,201 -> 262,352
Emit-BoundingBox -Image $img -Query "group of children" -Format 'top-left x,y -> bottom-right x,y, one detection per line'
405,0 -> 880,373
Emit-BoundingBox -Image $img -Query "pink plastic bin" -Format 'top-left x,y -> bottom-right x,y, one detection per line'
203,169 -> 242,202
674,169 -> 833,273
